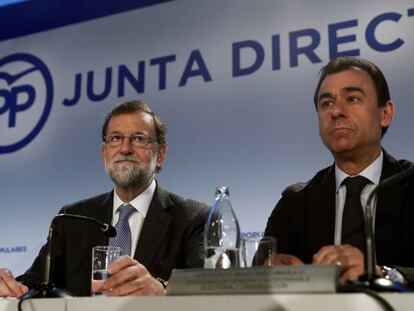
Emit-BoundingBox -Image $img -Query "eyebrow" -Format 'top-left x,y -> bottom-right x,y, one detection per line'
318,86 -> 365,102
107,131 -> 146,136
318,92 -> 332,103
342,86 -> 365,95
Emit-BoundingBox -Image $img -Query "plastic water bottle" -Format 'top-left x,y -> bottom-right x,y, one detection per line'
204,185 -> 240,268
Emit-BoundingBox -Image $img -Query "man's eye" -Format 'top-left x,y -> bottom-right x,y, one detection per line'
110,135 -> 123,142
348,96 -> 360,103
133,135 -> 146,143
319,100 -> 332,109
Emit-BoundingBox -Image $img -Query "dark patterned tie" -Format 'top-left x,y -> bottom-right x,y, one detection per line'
109,204 -> 136,256
341,176 -> 370,253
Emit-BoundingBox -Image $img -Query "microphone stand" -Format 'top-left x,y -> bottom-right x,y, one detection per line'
19,226 -> 72,299
19,213 -> 116,299
346,166 -> 414,292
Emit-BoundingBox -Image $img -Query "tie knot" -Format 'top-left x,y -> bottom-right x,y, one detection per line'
343,176 -> 370,195
117,204 -> 136,221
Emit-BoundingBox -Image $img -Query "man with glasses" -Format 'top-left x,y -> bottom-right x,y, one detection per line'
0,100 -> 209,297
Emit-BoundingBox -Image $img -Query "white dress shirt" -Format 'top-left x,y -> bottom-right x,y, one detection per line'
334,152 -> 383,245
112,179 -> 156,257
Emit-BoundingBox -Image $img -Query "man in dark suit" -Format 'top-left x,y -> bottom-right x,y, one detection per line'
264,57 -> 414,285
0,100 -> 209,297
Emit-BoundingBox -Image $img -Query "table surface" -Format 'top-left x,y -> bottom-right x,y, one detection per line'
1,293 -> 413,311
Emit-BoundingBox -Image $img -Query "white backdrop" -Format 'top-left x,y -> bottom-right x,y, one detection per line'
1,0 -> 414,275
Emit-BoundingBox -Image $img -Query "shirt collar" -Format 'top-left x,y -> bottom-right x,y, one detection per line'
335,151 -> 383,192
112,178 -> 156,218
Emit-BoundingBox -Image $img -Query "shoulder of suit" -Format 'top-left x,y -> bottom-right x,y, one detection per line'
60,191 -> 111,214
382,149 -> 413,170
281,165 -> 332,195
282,182 -> 309,194
398,159 -> 414,171
168,191 -> 209,209
398,159 -> 414,186
158,189 -> 210,220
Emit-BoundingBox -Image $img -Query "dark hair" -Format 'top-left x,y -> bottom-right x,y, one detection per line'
101,100 -> 167,145
313,57 -> 391,136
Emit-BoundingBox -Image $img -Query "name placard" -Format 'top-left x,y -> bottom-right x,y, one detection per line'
166,265 -> 339,295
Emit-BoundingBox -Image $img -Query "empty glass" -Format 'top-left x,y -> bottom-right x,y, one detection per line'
240,236 -> 276,268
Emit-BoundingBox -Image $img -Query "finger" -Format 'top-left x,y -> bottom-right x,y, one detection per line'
105,274 -> 164,297
336,245 -> 364,268
127,279 -> 165,296
104,261 -> 143,290
0,280 -> 14,297
375,265 -> 383,277
313,245 -> 338,264
104,276 -> 145,296
107,256 -> 135,275
0,270 -> 26,297
270,254 -> 287,265
322,253 -> 342,265
287,256 -> 304,265
18,284 -> 29,296
271,253 -> 303,265
315,247 -> 355,270
312,245 -> 331,263
340,266 -> 364,284
0,280 -> 24,297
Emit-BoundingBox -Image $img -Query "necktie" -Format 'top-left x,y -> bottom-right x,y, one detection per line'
109,204 -> 136,256
341,176 -> 370,253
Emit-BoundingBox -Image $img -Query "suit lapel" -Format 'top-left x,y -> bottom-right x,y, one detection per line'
375,151 -> 404,263
85,191 -> 114,246
134,186 -> 172,267
376,151 -> 400,218
307,166 -> 336,257
91,191 -> 113,223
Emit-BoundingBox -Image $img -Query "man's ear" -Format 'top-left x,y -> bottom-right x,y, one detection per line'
101,143 -> 106,165
156,144 -> 167,170
380,100 -> 394,128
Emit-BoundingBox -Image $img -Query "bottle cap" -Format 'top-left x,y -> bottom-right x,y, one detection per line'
215,185 -> 229,197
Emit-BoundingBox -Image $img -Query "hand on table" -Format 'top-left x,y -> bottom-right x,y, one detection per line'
266,253 -> 304,266
313,244 -> 365,283
102,256 -> 165,296
0,269 -> 28,297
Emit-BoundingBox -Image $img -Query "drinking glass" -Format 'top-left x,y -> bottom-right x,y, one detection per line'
240,236 -> 276,268
91,246 -> 121,295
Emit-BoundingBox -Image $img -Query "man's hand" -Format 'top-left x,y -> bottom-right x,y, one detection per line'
0,269 -> 28,297
266,253 -> 304,266
312,245 -> 364,283
102,256 -> 165,296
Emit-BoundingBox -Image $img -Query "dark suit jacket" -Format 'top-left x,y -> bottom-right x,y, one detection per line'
264,150 -> 414,284
17,185 -> 210,296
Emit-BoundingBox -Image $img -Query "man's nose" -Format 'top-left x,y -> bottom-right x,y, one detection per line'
119,137 -> 133,154
330,99 -> 348,119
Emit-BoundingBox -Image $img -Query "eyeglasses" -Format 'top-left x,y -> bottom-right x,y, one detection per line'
104,133 -> 156,148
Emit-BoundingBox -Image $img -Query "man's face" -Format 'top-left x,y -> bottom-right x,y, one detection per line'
316,68 -> 393,160
102,111 -> 166,190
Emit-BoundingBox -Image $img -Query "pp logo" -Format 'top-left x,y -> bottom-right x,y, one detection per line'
0,53 -> 53,154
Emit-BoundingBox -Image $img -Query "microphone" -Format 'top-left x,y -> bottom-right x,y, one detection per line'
19,213 -> 116,299
361,164 -> 414,291
54,213 -> 117,238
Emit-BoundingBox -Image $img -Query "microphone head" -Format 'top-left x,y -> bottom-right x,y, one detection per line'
104,225 -> 117,238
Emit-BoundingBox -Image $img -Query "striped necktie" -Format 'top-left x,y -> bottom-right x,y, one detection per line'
109,203 -> 136,256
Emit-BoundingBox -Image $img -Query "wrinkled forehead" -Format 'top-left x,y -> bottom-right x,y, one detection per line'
107,111 -> 156,135
319,68 -> 375,94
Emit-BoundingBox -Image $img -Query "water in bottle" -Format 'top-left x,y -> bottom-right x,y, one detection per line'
204,185 -> 241,268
